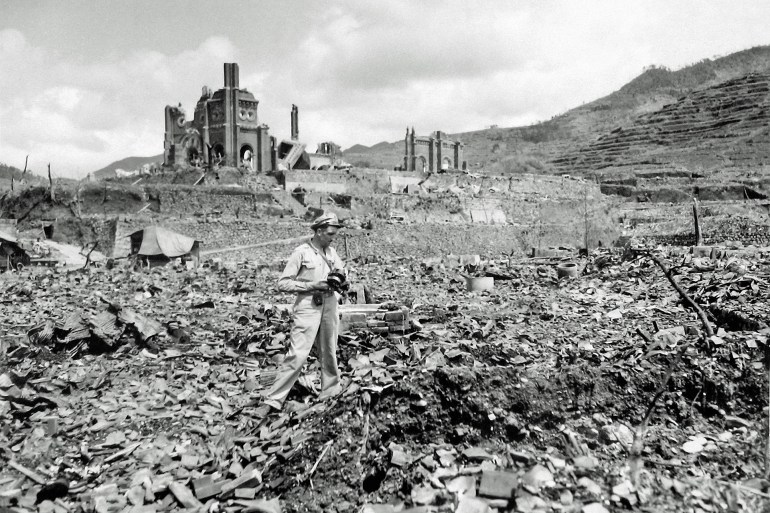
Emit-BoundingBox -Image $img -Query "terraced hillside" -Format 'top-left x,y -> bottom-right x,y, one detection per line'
553,73 -> 770,174
344,45 -> 770,174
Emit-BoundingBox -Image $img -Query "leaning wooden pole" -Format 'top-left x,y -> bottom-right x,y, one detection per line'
693,198 -> 702,246
583,181 -> 590,253
628,249 -> 717,485
650,253 -> 714,338
82,242 -> 99,269
761,338 -> 770,479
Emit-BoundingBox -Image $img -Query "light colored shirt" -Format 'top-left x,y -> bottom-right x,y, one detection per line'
277,241 -> 345,293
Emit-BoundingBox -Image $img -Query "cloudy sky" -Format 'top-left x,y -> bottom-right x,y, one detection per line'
2,0 -> 770,178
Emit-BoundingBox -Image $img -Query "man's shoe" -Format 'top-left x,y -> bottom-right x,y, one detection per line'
263,399 -> 283,411
318,386 -> 342,401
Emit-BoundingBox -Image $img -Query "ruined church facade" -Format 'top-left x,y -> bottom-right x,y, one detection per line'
164,63 -> 275,172
403,128 -> 465,172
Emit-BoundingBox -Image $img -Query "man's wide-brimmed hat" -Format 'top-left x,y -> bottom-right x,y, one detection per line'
310,212 -> 342,230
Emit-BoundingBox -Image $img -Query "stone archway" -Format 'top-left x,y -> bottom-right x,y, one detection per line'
416,156 -> 427,173
240,144 -> 254,171
187,147 -> 200,165
180,131 -> 202,166
212,143 -> 225,165
441,157 -> 452,170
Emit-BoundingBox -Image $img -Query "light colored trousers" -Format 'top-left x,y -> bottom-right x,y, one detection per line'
265,291 -> 341,405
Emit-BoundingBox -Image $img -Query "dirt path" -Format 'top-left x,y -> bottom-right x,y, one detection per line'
200,235 -> 310,256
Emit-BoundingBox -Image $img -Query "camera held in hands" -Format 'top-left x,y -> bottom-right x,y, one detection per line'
326,271 -> 350,294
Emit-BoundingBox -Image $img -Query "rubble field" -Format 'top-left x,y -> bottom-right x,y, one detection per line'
2,247 -> 770,513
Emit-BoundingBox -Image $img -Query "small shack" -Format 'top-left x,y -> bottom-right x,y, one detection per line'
129,226 -> 200,268
0,232 -> 30,271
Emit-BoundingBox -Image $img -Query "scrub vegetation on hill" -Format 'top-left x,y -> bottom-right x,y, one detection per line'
344,45 -> 770,175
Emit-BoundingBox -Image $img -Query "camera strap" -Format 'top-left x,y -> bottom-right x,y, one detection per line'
309,242 -> 335,274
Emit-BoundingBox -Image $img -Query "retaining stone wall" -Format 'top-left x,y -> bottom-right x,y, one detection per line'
148,186 -> 278,218
285,169 -> 597,200
344,224 -> 580,259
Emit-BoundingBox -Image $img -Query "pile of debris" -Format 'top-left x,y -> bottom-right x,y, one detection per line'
2,248 -> 770,512
26,298 -> 163,356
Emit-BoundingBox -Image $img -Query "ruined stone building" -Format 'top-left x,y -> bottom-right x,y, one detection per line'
164,63 -> 275,172
308,141 -> 343,169
164,64 -> 345,173
403,128 -> 465,172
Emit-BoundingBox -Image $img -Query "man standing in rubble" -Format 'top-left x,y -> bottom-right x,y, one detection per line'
262,213 -> 346,411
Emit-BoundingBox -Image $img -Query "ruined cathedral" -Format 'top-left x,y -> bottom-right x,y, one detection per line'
164,63 -> 341,172
403,128 -> 465,173
163,63 -> 279,172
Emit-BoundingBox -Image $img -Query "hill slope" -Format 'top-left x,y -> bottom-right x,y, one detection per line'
344,45 -> 770,174
552,72 -> 770,173
0,162 -> 47,189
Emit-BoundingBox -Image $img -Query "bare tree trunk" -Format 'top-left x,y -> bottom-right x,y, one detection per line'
693,198 -> 702,246
13,154 -> 28,192
48,163 -> 55,202
73,185 -> 82,218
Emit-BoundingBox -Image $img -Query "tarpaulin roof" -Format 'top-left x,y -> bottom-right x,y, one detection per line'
0,231 -> 18,243
130,226 -> 197,257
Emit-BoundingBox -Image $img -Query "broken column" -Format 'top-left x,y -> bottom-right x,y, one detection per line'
256,124 -> 272,173
224,63 -> 239,166
291,104 -> 299,140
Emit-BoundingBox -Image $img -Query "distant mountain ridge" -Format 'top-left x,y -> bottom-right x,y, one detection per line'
344,141 -> 395,153
344,144 -> 371,153
90,154 -> 163,178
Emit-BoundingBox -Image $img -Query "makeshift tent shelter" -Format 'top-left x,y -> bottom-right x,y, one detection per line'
129,226 -> 200,267
0,232 -> 30,270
